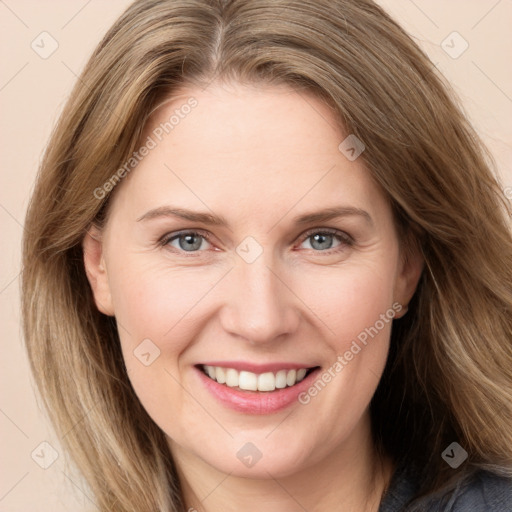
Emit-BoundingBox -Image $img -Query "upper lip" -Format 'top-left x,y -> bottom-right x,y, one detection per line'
197,361 -> 318,373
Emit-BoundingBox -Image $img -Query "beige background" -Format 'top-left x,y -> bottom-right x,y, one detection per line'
1,1 -> 511,510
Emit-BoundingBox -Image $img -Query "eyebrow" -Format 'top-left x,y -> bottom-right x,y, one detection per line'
136,206 -> 373,227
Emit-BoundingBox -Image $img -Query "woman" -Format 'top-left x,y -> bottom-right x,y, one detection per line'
22,0 -> 512,510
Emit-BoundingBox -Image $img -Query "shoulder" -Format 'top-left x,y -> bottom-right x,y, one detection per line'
447,470 -> 512,511
379,463 -> 512,512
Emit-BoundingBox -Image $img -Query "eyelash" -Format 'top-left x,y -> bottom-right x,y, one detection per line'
158,228 -> 354,256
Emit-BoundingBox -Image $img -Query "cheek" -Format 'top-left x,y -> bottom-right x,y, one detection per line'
108,260 -> 223,350
295,259 -> 397,352
290,262 -> 397,441
106,262 -> 218,435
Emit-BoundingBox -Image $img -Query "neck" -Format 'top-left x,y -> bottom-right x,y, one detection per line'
170,414 -> 395,512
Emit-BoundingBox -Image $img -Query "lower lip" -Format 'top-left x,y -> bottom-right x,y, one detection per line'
194,366 -> 321,414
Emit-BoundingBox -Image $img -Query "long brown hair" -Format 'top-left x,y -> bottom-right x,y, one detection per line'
22,0 -> 512,510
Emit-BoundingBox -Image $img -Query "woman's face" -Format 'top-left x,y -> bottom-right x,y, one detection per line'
84,81 -> 422,479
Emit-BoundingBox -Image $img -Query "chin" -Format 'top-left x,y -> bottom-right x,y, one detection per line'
201,432 -> 317,479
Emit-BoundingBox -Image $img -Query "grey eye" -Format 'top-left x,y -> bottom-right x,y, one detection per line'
169,233 -> 209,252
302,233 -> 340,251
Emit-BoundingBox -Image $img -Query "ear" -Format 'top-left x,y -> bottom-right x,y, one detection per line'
393,241 -> 424,319
82,225 -> 115,316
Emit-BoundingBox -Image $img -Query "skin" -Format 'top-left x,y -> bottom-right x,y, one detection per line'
83,80 -> 423,512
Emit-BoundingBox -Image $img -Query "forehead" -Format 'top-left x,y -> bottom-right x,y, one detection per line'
145,81 -> 342,155
111,81 -> 388,224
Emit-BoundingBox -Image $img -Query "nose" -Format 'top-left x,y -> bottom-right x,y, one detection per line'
219,255 -> 300,345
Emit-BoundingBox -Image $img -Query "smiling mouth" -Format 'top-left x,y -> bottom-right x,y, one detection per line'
198,364 -> 319,392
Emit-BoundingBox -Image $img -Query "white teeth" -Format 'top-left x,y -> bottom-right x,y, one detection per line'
286,369 -> 297,387
296,368 -> 307,381
275,370 -> 287,389
206,366 -> 216,379
203,365 -> 311,392
258,372 -> 276,392
239,371 -> 258,391
225,368 -> 239,388
215,367 -> 226,384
